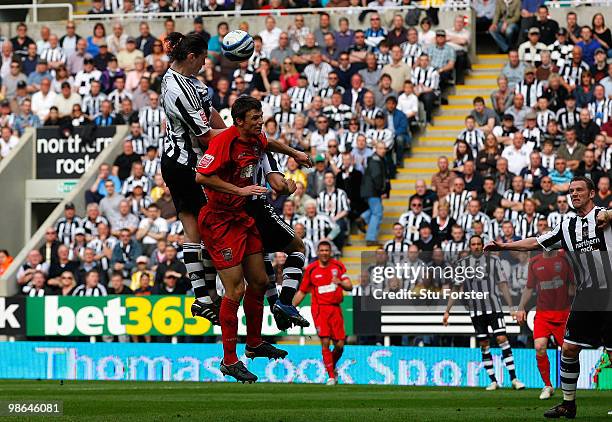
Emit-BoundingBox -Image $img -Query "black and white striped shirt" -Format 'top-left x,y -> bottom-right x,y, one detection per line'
547,209 -> 576,229
338,131 -> 360,152
80,216 -> 109,238
455,254 -> 507,317
522,126 -> 542,150
400,42 -> 423,67
87,236 -> 118,271
457,129 -> 484,157
40,47 -> 66,65
537,206 -> 612,289
503,189 -> 532,222
366,128 -> 394,149
56,217 -> 82,245
558,61 -> 590,87
72,283 -> 108,297
375,51 -> 392,69
360,107 -> 382,132
82,93 -> 107,117
445,191 -> 472,221
177,0 -> 201,11
274,110 -> 296,128
411,66 -> 440,93
128,134 -> 155,156
318,85 -> 345,100
458,212 -> 491,236
516,213 -> 543,239
515,80 -> 543,108
399,211 -> 432,243
129,196 -> 151,218
490,219 -> 505,240
169,220 -> 184,236
536,110 -> 555,132
247,51 -> 267,73
304,62 -> 333,93
317,188 -> 350,219
263,94 -> 282,114
287,87 -> 312,113
296,214 -> 336,245
105,0 -> 123,12
556,107 -> 581,131
442,239 -> 468,262
108,89 -> 132,113
161,67 -> 212,167
143,157 -> 160,178
541,152 -> 556,171
383,239 -> 411,263
600,147 -> 612,171
322,104 -> 353,130
74,70 -> 101,96
139,106 -> 165,143
122,175 -> 152,195
587,99 -> 611,127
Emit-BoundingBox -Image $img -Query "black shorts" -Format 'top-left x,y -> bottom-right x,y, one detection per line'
245,198 -> 295,253
161,156 -> 206,216
564,287 -> 612,350
471,313 -> 507,340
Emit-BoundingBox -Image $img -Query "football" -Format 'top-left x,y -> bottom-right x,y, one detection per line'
221,29 -> 255,62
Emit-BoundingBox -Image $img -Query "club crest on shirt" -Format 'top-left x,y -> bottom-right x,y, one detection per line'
221,248 -> 233,262
240,164 -> 255,179
199,154 -> 214,168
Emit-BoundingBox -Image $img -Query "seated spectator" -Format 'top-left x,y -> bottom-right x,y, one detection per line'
431,156 -> 457,200
502,175 -> 531,222
427,30 -> 456,92
110,200 -> 139,237
548,157 -> 573,192
381,45 -> 412,94
453,139 -> 474,173
559,46 -> 589,93
534,96 -> 555,132
108,272 -> 133,295
574,149 -> 605,187
506,93 -> 529,130
445,177 -> 472,221
397,81 -> 419,125
457,115 -> 485,158
111,228 -> 142,278
72,271 -> 107,296
400,27 -> 423,69
375,74 -> 395,109
0,126 -> 19,159
47,244 -> 79,286
462,161 -> 484,193
556,95 -> 580,132
595,176 -> 612,207
536,50 -> 554,82
156,186 -> 177,222
522,112 -> 543,151
21,270 -> 52,296
587,85 -> 610,128
31,77 -> 56,121
515,67 -> 543,109
17,249 -> 49,288
600,63 -> 612,98
154,244 -> 186,286
576,108 -> 601,147
155,270 -> 188,295
492,114 -> 518,146
489,0 -> 520,54
518,27 -> 547,68
520,151 -> 548,191
543,73 -> 568,113
491,75 -> 514,119
418,17 -> 436,48
478,176 -> 503,217
557,127 -> 586,171
385,96 -> 411,162
501,50 -> 526,90
502,132 -> 531,175
574,70 -> 595,108
476,134 -> 502,176
577,26 -> 602,67
411,54 -> 439,124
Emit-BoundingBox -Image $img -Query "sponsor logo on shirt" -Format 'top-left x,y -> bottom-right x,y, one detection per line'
199,154 -> 214,168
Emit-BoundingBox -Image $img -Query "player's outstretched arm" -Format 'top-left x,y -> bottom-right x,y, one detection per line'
267,173 -> 297,195
268,140 -> 313,168
195,173 -> 268,196
483,237 -> 542,252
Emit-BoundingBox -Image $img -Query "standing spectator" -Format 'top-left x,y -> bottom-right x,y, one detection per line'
489,0 -> 521,53
427,30 -> 456,93
385,96 -> 411,163
534,5 -> 558,45
98,178 -> 125,223
314,12 -> 334,48
357,142 -> 388,246
318,171 -> 350,250
446,16 -> 471,85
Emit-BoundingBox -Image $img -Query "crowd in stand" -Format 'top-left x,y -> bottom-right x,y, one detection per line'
2,3 -> 612,347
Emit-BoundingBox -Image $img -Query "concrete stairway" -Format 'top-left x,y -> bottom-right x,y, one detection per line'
342,54 -> 506,280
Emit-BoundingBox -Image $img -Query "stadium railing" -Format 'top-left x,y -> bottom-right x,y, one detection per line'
0,125 -> 129,298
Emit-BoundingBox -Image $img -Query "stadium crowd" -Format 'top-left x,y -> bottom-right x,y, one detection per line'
1,2 -> 611,346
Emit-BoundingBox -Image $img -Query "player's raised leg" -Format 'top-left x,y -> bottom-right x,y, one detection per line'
274,236 -> 310,328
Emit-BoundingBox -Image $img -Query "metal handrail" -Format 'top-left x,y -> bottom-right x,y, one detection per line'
71,3 -> 471,20
0,2 -> 73,23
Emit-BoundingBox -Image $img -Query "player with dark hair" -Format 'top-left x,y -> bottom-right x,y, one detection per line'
293,240 -> 352,385
195,96 -> 288,382
485,176 -> 612,418
160,31 -> 228,325
515,247 -> 574,400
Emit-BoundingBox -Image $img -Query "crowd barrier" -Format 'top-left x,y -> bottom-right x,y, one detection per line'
0,342 -> 603,389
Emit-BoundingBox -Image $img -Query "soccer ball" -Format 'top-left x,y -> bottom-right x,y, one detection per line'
221,30 -> 255,62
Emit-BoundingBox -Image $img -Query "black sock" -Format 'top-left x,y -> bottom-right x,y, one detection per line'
280,252 -> 305,305
183,242 -> 210,303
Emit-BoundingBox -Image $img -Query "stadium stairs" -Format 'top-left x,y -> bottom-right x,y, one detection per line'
342,54 -> 506,281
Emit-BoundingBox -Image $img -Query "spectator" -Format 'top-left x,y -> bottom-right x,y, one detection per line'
534,5 -> 559,46
16,249 -> 49,288
427,30 -> 456,92
418,17 -> 436,48
574,70 -> 595,108
111,228 -> 142,277
155,270 -> 188,295
10,23 -> 35,58
358,54 -> 380,91
577,26 -> 602,67
548,157 -> 573,193
489,0 -> 521,53
112,140 -> 141,181
595,176 -> 612,207
108,272 -> 133,295
381,45 -> 412,94
109,200 -> 139,237
357,142 -> 388,246
411,54 -> 439,124
501,50 -> 526,90
446,16 -> 471,85
543,73 -> 568,113
153,244 -> 186,286
536,50 -> 553,82
0,126 -> 18,160
47,244 -> 79,285
385,95 -> 411,163
559,46 -> 589,93
72,271 -> 107,296
576,108 -> 601,146
317,171 -> 350,250
592,49 -> 608,82
129,256 -> 155,291
259,16 -> 282,57
502,131 -> 532,175
574,149 -> 605,187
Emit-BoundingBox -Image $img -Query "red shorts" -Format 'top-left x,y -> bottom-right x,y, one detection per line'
534,311 -> 569,345
313,304 -> 346,340
198,206 -> 263,270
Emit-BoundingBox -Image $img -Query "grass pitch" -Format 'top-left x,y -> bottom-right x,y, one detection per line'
0,380 -> 611,421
